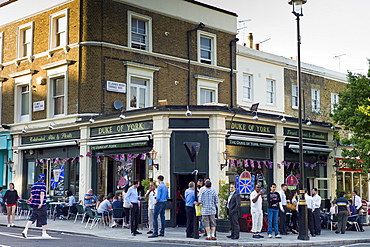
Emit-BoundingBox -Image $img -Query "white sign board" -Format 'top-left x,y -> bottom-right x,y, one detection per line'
107,81 -> 126,93
33,101 -> 45,112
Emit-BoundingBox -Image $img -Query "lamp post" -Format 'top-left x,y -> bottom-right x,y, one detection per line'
288,0 -> 309,240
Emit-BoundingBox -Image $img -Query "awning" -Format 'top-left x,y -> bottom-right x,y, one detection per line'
18,140 -> 77,150
288,144 -> 332,154
227,135 -> 276,144
87,136 -> 149,146
227,135 -> 276,148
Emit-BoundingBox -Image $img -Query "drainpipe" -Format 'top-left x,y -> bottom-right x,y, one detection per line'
229,38 -> 239,108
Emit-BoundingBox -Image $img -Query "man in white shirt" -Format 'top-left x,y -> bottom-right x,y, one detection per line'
305,189 -> 316,237
250,183 -> 264,239
278,184 -> 288,235
97,195 -> 114,226
311,188 -> 322,235
352,191 -> 362,213
145,182 -> 161,234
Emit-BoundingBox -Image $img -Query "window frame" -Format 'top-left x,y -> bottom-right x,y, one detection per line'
49,9 -> 69,50
331,92 -> 339,113
197,30 -> 217,65
242,73 -> 253,101
266,79 -> 275,105
17,22 -> 34,59
196,75 -> 223,105
14,75 -> 32,123
129,77 -> 149,109
128,11 -> 152,52
51,76 -> 66,116
45,65 -> 68,118
311,88 -> 321,112
292,84 -> 298,109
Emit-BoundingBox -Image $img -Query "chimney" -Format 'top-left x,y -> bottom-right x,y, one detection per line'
248,33 -> 253,48
255,43 -> 260,50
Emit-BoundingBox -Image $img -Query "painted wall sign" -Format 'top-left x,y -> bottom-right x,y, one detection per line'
290,148 -> 330,155
226,121 -> 275,134
22,130 -> 80,144
226,139 -> 274,148
284,127 -> 328,141
33,101 -> 45,112
106,80 -> 126,93
90,141 -> 148,150
90,120 -> 153,137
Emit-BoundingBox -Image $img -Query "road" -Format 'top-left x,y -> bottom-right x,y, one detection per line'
0,226 -> 203,247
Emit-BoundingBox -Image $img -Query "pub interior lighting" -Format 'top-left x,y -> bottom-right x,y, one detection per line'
148,148 -> 159,170
220,149 -> 230,170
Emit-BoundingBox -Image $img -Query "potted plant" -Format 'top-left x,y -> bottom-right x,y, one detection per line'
216,183 -> 231,232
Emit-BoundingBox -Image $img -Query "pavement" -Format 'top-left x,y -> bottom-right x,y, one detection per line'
1,213 -> 370,246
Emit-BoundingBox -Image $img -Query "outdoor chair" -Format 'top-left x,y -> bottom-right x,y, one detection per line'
18,202 -> 31,219
347,215 -> 360,232
112,208 -> 125,228
85,207 -> 105,229
328,215 -> 338,231
74,204 -> 87,224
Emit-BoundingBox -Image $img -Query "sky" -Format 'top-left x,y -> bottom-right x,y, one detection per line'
201,0 -> 370,75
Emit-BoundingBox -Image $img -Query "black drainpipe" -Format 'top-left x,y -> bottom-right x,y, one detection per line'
229,38 -> 239,108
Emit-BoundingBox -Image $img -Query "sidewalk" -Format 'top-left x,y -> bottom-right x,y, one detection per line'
1,214 -> 370,246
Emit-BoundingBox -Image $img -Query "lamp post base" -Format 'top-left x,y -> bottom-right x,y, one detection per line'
297,190 -> 309,240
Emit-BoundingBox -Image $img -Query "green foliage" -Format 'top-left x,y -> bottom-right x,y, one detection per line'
218,184 -> 230,220
141,179 -> 151,194
331,66 -> 370,175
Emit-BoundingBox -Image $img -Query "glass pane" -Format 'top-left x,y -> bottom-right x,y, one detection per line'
57,16 -> 66,33
53,78 -> 64,96
200,37 -> 211,50
137,19 -> 146,34
201,50 -> 211,60
54,96 -> 64,115
56,32 -> 66,47
337,172 -> 343,195
318,180 -> 328,188
130,87 -> 137,108
21,90 -> 29,115
131,78 -> 146,86
139,87 -> 146,108
24,28 -> 31,43
28,161 -> 35,186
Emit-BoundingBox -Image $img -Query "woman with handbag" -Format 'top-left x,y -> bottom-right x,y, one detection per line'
288,190 -> 298,234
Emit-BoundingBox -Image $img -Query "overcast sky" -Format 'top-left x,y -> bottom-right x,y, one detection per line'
202,0 -> 370,75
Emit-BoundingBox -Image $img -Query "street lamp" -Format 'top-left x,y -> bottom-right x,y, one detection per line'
220,149 -> 230,170
148,148 -> 159,170
288,0 -> 309,241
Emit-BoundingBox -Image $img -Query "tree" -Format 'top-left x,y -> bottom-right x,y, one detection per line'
331,67 -> 370,174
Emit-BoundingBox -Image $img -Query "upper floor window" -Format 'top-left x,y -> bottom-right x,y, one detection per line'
50,9 -> 69,49
52,77 -> 65,116
197,31 -> 217,65
0,32 -> 3,64
130,78 -> 148,109
20,85 -> 30,121
196,75 -> 222,105
266,79 -> 275,105
292,85 -> 298,109
331,93 -> 339,113
200,89 -> 215,105
128,12 -> 152,52
243,74 -> 253,101
17,22 -> 34,58
311,89 -> 320,112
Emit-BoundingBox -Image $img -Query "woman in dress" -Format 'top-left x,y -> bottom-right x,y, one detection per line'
3,183 -> 19,227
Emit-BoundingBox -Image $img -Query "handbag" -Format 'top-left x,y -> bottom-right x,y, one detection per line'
195,204 -> 202,216
286,202 -> 296,211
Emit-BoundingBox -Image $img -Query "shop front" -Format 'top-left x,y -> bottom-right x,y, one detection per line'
0,132 -> 12,190
88,120 -> 153,196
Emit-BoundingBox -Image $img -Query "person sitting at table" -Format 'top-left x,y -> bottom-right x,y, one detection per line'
112,196 -> 123,209
348,200 -> 357,221
97,195 -> 115,227
96,195 -> 104,209
56,190 -> 76,219
84,189 -> 98,208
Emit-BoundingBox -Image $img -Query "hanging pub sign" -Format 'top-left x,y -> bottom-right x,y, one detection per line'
286,174 -> 299,190
90,120 -> 153,137
226,121 -> 275,134
236,171 -> 255,194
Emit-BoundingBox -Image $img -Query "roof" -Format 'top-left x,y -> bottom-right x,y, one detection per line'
184,0 -> 237,17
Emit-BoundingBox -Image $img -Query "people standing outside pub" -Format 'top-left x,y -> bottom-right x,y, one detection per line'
184,181 -> 196,238
125,180 -> 141,236
3,183 -> 19,227
267,183 -> 282,238
305,189 -> 316,237
335,191 -> 350,234
278,183 -> 288,235
22,174 -> 51,238
250,183 -> 264,239
227,183 -> 240,240
352,190 -> 363,227
312,188 -> 322,235
198,181 -> 218,241
149,175 -> 168,238
145,182 -> 161,234
290,190 -> 299,234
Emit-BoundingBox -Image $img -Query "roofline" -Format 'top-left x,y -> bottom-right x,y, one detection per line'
0,0 -> 18,8
183,0 -> 237,17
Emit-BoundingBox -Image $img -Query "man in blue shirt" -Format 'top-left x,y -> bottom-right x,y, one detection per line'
125,180 -> 141,236
184,181 -> 195,238
84,189 -> 98,207
22,174 -> 51,238
149,175 -> 168,238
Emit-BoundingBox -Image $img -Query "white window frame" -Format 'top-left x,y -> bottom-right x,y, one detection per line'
49,9 -> 69,50
14,74 -> 32,123
242,74 -> 253,101
128,11 -> 152,52
129,77 -> 149,109
195,75 -> 223,105
266,79 -> 275,105
197,30 -> 217,65
124,62 -> 159,110
17,22 -> 34,59
0,32 -> 3,65
311,88 -> 321,112
292,85 -> 298,109
331,93 -> 339,113
46,65 -> 68,118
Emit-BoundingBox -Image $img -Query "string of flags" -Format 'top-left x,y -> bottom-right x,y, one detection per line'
35,152 -> 149,167
229,159 -> 327,170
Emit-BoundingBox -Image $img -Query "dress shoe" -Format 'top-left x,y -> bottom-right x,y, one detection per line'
131,233 -> 136,236
186,236 -> 193,238
227,235 -> 232,238
335,231 -> 340,234
252,234 -> 260,239
316,232 -> 321,235
148,234 -> 158,238
159,234 -> 164,237
230,236 -> 238,239
257,234 -> 264,238
147,230 -> 153,234
311,234 -> 316,237
134,231 -> 142,234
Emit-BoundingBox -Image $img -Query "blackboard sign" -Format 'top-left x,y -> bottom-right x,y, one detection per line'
140,201 -> 149,224
54,180 -> 65,196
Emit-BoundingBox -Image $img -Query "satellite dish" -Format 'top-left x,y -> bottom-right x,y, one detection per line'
113,101 -> 124,110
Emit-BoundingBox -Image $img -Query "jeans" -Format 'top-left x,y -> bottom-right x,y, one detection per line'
153,202 -> 166,235
268,208 -> 279,235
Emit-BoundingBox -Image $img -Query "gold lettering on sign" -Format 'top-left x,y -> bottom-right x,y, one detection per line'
98,127 -> 113,134
126,122 -> 144,131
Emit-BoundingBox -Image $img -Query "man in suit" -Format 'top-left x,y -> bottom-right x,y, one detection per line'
227,183 -> 241,239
